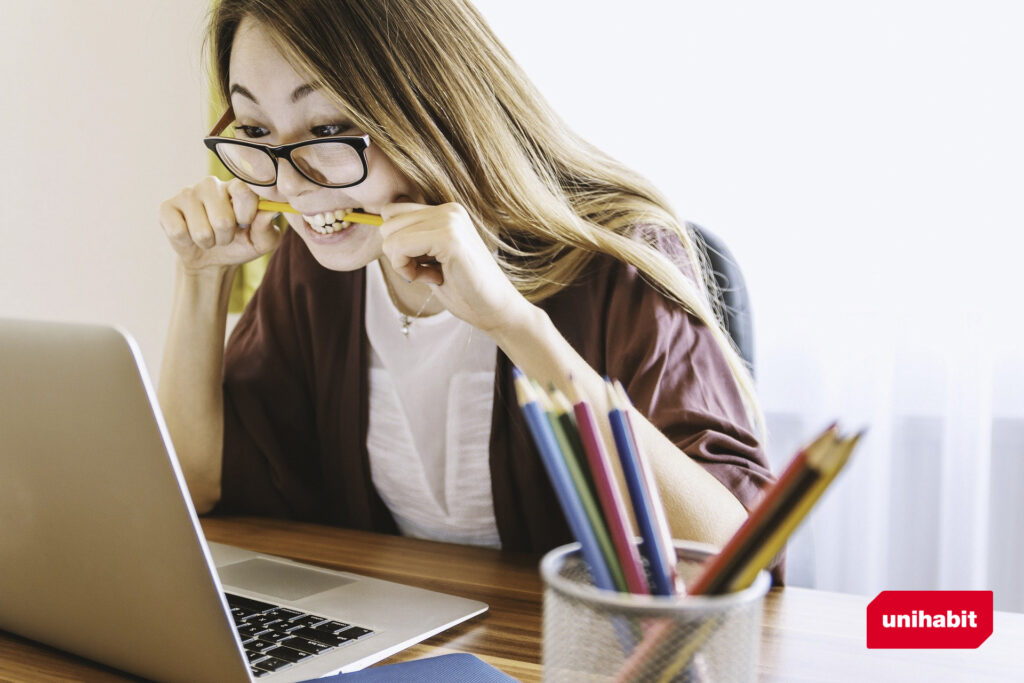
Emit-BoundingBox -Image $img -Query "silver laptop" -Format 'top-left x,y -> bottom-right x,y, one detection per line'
0,318 -> 487,683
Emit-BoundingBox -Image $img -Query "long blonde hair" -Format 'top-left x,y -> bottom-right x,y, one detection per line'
209,0 -> 764,436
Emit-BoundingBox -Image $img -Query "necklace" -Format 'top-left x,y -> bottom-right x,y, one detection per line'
398,289 -> 435,336
382,270 -> 436,337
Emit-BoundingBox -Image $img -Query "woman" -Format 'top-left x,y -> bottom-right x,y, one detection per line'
158,0 -> 775,569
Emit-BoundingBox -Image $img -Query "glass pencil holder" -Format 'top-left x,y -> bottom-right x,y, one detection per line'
540,540 -> 770,683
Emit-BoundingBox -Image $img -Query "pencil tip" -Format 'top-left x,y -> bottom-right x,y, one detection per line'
604,379 -> 619,408
564,374 -> 580,405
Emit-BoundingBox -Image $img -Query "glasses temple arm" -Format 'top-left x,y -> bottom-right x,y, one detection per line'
208,106 -> 235,137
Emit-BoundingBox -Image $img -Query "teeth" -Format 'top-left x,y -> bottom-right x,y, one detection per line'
303,210 -> 355,235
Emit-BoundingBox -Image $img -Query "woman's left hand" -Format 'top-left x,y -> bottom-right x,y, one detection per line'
379,200 -> 531,334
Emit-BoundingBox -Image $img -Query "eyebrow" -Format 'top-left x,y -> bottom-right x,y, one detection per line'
229,83 -> 318,104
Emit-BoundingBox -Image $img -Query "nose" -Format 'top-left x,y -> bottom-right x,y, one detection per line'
274,156 -> 315,198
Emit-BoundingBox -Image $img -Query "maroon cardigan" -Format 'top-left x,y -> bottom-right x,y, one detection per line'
215,228 -> 782,580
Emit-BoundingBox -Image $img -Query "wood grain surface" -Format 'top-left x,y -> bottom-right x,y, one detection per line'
1,516 -> 1022,682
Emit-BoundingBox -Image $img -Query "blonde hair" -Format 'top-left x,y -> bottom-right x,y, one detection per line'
209,0 -> 764,436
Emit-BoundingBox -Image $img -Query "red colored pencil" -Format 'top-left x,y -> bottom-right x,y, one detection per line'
565,377 -> 650,594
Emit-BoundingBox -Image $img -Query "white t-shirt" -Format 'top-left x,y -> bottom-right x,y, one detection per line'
363,259 -> 500,547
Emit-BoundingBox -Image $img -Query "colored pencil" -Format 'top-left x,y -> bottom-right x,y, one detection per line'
566,377 -> 650,595
606,380 -> 676,596
535,384 -> 627,593
688,424 -> 838,595
615,426 -> 861,682
613,381 -> 679,593
725,431 -> 862,592
512,369 -> 615,591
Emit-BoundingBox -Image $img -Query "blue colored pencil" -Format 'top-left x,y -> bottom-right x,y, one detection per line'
613,380 -> 679,592
605,379 -> 677,596
512,369 -> 616,591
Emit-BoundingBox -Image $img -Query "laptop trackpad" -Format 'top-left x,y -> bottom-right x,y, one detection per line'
218,558 -> 353,601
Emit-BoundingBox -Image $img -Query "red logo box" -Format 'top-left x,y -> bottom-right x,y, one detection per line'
867,590 -> 993,649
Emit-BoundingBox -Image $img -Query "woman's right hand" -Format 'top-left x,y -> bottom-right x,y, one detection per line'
159,176 -> 282,272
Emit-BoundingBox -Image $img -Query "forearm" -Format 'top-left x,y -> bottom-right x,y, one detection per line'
488,304 -> 748,548
157,263 -> 237,513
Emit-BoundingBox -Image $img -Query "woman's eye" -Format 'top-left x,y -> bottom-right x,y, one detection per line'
234,124 -> 269,138
311,124 -> 355,137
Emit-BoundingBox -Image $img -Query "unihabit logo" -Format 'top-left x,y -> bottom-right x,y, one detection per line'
881,610 -> 978,629
867,591 -> 993,649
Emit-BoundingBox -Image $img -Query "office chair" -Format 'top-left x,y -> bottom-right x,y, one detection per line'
687,223 -> 755,375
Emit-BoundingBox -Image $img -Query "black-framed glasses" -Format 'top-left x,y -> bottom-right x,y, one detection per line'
203,106 -> 370,188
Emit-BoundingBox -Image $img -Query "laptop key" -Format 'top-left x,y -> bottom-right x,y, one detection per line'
286,615 -> 327,629
267,607 -> 303,621
317,620 -> 350,633
244,650 -> 269,664
231,606 -> 256,620
236,623 -> 269,639
225,593 -> 277,614
257,629 -> 294,644
244,614 -> 285,629
263,645 -> 314,664
243,637 -> 272,652
252,656 -> 291,673
336,626 -> 373,639
288,626 -> 351,647
279,635 -> 333,655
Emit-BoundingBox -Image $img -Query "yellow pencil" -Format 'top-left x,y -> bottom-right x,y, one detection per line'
639,432 -> 860,683
725,432 -> 862,592
256,200 -> 383,226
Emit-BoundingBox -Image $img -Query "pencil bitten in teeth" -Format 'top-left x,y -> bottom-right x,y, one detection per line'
302,209 -> 359,235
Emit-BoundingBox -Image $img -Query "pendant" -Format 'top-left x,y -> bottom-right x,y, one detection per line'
400,315 -> 411,336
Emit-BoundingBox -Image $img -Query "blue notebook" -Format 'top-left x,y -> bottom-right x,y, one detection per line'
306,653 -> 519,682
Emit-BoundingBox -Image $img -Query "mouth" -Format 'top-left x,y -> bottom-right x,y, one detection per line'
301,208 -> 364,236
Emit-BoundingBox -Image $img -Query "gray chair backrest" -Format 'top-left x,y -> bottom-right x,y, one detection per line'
688,222 -> 755,375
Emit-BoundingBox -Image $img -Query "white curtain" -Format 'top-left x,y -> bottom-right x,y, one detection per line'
476,0 -> 1024,611
762,318 -> 1024,612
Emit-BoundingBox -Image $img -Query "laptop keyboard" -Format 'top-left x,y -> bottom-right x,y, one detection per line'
225,592 -> 375,677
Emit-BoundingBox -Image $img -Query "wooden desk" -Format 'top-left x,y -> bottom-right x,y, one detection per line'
1,516 -> 1022,682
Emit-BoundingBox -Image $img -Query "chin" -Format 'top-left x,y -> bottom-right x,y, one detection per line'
287,215 -> 380,272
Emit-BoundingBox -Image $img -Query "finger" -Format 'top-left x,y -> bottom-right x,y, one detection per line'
381,226 -> 447,278
178,191 -> 217,250
387,253 -> 444,285
249,210 -> 282,255
379,199 -> 428,229
196,179 -> 236,247
227,179 -> 259,229
158,199 -> 194,251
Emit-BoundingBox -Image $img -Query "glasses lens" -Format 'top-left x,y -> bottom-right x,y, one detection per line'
292,142 -> 365,186
214,142 -> 276,184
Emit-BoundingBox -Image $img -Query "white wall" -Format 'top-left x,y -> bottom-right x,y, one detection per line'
0,0 -> 209,376
473,0 -> 1024,345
